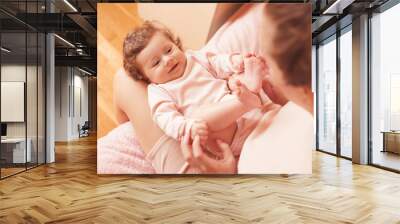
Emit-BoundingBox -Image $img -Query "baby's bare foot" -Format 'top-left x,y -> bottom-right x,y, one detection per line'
234,82 -> 262,109
241,56 -> 265,93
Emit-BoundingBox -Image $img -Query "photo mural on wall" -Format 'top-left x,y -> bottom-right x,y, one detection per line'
97,3 -> 313,174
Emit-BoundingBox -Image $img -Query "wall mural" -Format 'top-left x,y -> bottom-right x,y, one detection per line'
97,3 -> 313,174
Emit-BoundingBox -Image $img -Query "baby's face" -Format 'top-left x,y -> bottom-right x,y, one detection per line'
136,32 -> 187,84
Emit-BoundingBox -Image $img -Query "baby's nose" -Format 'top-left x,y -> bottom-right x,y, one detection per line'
165,56 -> 175,66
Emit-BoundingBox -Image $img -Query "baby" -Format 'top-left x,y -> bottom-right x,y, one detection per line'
123,21 -> 267,173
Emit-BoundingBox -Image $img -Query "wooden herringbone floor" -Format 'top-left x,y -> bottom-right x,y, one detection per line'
1,135 -> 400,223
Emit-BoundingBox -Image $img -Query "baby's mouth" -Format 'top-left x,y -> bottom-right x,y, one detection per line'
169,63 -> 178,73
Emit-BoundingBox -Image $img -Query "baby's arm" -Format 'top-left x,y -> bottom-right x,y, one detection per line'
206,52 -> 246,79
148,85 -> 207,141
207,52 -> 266,89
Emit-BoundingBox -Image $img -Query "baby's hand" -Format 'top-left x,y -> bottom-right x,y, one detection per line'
227,74 -> 241,93
191,120 -> 208,143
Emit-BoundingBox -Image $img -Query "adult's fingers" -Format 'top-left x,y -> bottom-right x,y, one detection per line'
256,55 -> 266,64
216,139 -> 234,161
196,126 -> 208,133
182,128 -> 191,144
181,131 -> 194,163
232,79 -> 243,94
191,126 -> 208,140
194,120 -> 208,130
192,136 -> 220,173
238,83 -> 252,95
192,135 -> 204,159
234,79 -> 242,86
245,52 -> 256,58
216,139 -> 237,173
196,128 -> 208,136
194,139 -> 236,174
198,122 -> 208,130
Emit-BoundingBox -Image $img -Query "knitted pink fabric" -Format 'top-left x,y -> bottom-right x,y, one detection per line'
97,122 -> 155,174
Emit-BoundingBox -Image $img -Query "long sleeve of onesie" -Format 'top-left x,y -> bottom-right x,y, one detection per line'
190,51 -> 243,79
148,84 -> 193,140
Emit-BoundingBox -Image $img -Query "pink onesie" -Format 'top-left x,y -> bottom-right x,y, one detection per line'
146,50 -> 261,173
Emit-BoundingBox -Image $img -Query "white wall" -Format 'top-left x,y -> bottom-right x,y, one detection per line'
71,72 -> 89,138
54,67 -> 89,141
55,66 -> 69,141
138,3 -> 216,50
1,65 -> 39,138
1,63 -> 46,163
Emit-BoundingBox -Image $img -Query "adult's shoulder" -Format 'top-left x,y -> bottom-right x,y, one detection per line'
238,102 -> 313,174
113,68 -> 130,87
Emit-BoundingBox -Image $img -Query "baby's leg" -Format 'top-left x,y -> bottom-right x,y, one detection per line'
189,96 -> 250,158
189,95 -> 257,132
202,124 -> 237,159
188,95 -> 259,158
237,56 -> 266,93
145,134 -> 200,174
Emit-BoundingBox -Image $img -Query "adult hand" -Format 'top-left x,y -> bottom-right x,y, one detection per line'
180,129 -> 197,167
190,120 -> 208,144
262,76 -> 288,106
180,132 -> 237,174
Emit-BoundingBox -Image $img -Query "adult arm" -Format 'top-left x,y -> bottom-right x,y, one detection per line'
206,3 -> 244,42
113,69 -> 165,155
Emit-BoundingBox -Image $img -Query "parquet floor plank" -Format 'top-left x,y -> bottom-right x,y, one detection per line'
1,135 -> 400,223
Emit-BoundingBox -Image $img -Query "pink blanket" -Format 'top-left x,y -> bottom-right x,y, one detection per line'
98,4 -> 265,174
97,122 -> 155,174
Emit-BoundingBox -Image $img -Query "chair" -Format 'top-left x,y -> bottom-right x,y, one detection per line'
79,121 -> 90,138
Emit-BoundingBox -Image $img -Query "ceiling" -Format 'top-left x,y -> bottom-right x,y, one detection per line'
311,0 -> 390,43
1,0 -> 98,74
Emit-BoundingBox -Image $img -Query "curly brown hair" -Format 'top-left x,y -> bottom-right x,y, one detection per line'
262,4 -> 311,87
123,21 -> 183,83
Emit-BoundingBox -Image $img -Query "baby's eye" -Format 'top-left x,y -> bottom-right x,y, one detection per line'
166,47 -> 172,54
153,60 -> 160,67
